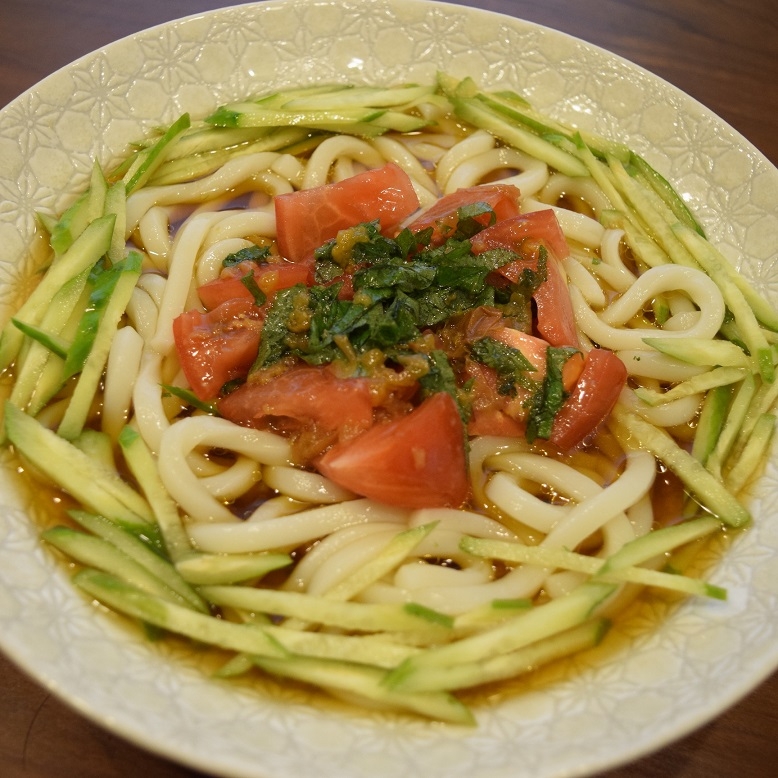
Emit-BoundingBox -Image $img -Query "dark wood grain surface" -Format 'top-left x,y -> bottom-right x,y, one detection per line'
1,1 -> 776,776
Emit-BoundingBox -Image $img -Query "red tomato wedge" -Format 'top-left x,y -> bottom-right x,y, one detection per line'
173,299 -> 264,402
470,208 -> 569,260
492,327 -> 584,390
198,258 -> 314,311
317,391 -> 469,509
274,163 -> 421,263
218,366 -> 375,444
464,359 -> 526,438
471,210 -> 579,348
550,348 -> 628,451
405,184 -> 521,246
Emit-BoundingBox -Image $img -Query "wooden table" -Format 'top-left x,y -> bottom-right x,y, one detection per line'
1,1 -> 776,776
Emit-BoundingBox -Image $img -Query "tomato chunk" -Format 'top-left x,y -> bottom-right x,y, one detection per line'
218,366 -> 375,446
173,299 -> 264,402
317,392 -> 469,509
198,258 -> 314,311
471,210 -> 579,347
405,184 -> 521,246
550,349 -> 627,451
470,208 -> 569,260
275,163 -> 421,263
492,327 -> 584,390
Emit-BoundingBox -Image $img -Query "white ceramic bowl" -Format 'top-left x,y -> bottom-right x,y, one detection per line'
1,1 -> 777,776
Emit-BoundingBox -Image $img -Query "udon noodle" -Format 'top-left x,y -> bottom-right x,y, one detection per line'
3,77 -> 775,723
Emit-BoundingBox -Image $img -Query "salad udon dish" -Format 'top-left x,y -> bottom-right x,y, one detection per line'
2,70 -> 775,725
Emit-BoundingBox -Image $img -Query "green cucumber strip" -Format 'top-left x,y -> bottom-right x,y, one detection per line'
68,509 -> 207,612
283,84 -> 435,111
460,531 -> 724,600
62,254 -> 136,380
453,598 -> 532,630
118,426 -> 194,563
673,222 -> 778,334
633,366 -> 747,406
0,214 -> 115,371
451,97 -> 588,177
705,373 -> 756,480
261,624 -> 421,669
386,618 -> 610,693
673,223 -> 775,383
123,113 -> 191,194
49,162 -> 108,256
10,319 -> 69,359
3,402 -> 153,528
610,406 -> 750,527
175,551 -> 292,585
213,654 -> 255,678
596,517 -> 722,573
691,384 -> 733,464
606,157 -> 700,270
281,84 -> 436,110
630,152 -> 705,237
207,104 -> 386,130
23,278 -> 93,416
142,124 -> 275,159
254,83 -> 353,109
148,127 -> 313,186
320,522 -> 438,602
73,569 -> 287,658
725,413 -> 776,495
642,337 -> 750,368
199,585 -> 452,634
387,581 -> 615,681
58,253 -> 143,440
104,180 -> 127,265
370,111 -> 431,132
71,428 -> 116,470
42,527 -> 198,609
731,373 -> 778,458
252,653 -> 475,725
599,209 -> 671,270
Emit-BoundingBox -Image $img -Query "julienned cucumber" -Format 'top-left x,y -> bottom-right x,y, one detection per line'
3,402 -> 153,529
0,214 -> 115,371
386,581 -> 616,685
610,406 -> 751,527
73,569 -> 474,725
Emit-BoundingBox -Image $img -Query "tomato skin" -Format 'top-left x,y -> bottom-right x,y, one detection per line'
317,391 -> 469,509
492,327 -> 584,390
550,348 -> 627,451
218,366 -> 375,444
198,258 -> 314,311
470,208 -> 569,261
405,184 -> 521,246
464,359 -> 526,438
274,163 -> 421,263
471,210 -> 579,347
173,299 -> 264,402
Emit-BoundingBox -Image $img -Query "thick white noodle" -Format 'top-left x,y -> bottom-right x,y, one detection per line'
195,237 -> 256,287
300,136 -> 386,189
125,151 -> 284,231
187,498 -> 410,553
571,264 -> 726,350
283,522 -> 406,592
137,206 -> 173,271
158,415 -> 293,523
102,325 -> 144,441
435,130 -> 495,192
262,465 -> 356,505
444,147 -> 549,197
